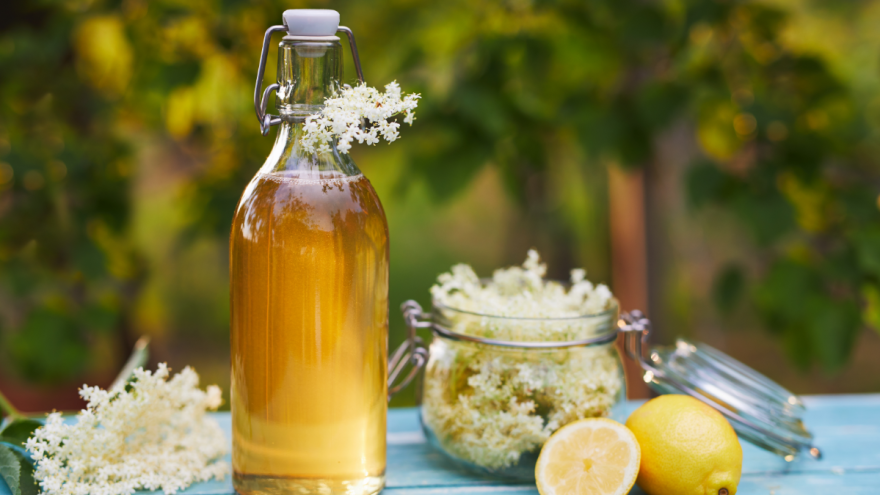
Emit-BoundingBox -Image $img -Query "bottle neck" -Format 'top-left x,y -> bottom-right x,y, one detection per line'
262,121 -> 361,177
261,37 -> 360,177
276,38 -> 342,121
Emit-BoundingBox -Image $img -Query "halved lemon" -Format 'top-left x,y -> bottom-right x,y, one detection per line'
535,418 -> 641,495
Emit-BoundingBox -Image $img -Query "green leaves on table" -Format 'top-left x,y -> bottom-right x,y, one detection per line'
0,445 -> 37,495
0,421 -> 42,450
0,418 -> 40,495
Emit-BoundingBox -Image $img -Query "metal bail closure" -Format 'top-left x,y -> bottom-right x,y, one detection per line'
388,301 -> 430,400
619,311 -> 822,461
253,10 -> 367,136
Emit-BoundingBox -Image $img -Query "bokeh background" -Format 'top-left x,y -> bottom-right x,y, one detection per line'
2,0 -> 880,412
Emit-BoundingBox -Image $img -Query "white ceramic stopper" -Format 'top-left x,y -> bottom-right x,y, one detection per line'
283,9 -> 340,37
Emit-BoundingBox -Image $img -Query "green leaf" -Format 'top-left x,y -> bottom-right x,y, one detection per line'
0,444 -> 34,495
415,138 -> 491,203
853,228 -> 880,279
9,308 -> 90,385
0,445 -> 21,495
81,303 -> 120,335
16,452 -> 36,495
712,264 -> 745,315
861,284 -> 880,336
732,192 -> 795,246
0,420 -> 42,448
635,82 -> 686,131
782,323 -> 812,371
754,259 -> 819,326
685,160 -> 729,209
805,297 -> 860,372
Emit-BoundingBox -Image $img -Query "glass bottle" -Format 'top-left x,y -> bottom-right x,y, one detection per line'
230,11 -> 388,495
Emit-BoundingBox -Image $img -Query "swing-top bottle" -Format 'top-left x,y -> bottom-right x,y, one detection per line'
230,10 -> 388,495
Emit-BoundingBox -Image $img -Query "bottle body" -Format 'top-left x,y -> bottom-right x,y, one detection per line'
230,123 -> 388,493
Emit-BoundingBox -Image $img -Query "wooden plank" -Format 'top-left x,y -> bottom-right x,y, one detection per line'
2,395 -> 878,495
736,471 -> 880,494
739,395 -> 880,476
383,395 -> 880,491
383,471 -> 880,495
384,487 -> 538,495
385,394 -> 880,487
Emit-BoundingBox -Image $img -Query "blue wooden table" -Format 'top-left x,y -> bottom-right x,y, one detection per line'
5,395 -> 880,494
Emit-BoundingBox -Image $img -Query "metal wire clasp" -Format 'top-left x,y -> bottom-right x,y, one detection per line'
388,301 -> 429,400
619,310 -> 653,366
253,25 -> 366,136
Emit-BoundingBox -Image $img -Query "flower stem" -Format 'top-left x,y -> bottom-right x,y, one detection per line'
110,336 -> 150,391
0,388 -> 23,420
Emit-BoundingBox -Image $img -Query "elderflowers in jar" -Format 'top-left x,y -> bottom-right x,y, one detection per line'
405,251 -> 625,480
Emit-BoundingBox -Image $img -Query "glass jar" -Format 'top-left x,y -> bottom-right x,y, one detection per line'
409,299 -> 626,481
397,302 -> 823,477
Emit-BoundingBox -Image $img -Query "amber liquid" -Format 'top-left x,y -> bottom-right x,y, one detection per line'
230,170 -> 389,495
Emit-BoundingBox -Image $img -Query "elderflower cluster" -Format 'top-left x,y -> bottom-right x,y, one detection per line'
26,364 -> 228,495
422,252 -> 623,471
301,81 -> 420,154
431,250 -> 615,341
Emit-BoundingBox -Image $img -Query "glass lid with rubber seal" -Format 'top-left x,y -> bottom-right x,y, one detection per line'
618,311 -> 821,461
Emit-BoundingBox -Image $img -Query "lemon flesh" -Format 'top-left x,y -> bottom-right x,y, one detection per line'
535,418 -> 640,495
626,394 -> 743,495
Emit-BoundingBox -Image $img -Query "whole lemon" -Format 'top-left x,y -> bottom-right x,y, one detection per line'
625,395 -> 742,495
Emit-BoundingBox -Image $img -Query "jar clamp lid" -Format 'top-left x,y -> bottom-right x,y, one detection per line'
619,311 -> 821,461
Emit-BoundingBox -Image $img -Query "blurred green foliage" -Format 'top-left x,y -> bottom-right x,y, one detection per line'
0,0 -> 878,387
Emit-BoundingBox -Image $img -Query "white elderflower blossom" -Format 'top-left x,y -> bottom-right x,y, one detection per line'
422,252 -> 623,470
26,364 -> 228,495
301,81 -> 420,154
431,249 -> 615,340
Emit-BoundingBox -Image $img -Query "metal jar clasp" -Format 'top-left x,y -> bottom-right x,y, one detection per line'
387,301 -> 429,400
